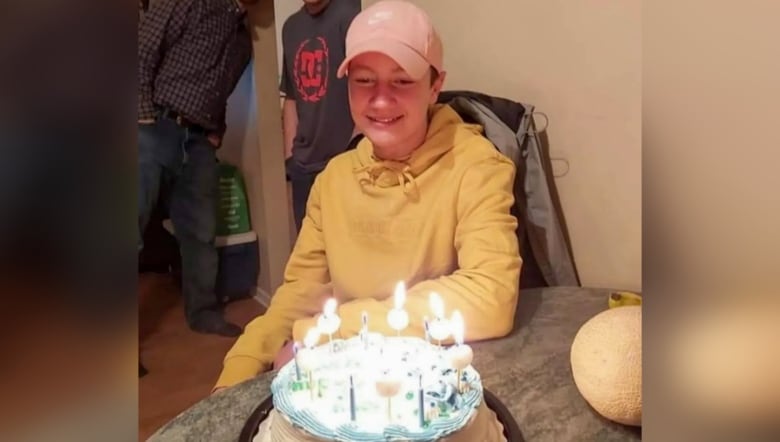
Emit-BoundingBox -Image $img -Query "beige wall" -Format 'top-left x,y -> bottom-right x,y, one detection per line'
218,1 -> 293,303
273,1 -> 303,80
364,0 -> 642,291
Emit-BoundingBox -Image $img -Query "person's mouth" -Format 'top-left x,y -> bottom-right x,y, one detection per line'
367,115 -> 403,125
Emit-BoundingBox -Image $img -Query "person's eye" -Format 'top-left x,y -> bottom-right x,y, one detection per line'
393,79 -> 416,87
353,77 -> 375,85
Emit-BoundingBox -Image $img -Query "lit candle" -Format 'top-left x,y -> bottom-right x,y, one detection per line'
418,373 -> 425,428
349,375 -> 357,422
304,327 -> 320,348
387,281 -> 409,336
297,328 -> 320,372
427,292 -> 450,347
447,310 -> 473,393
298,328 -> 321,398
317,297 -> 341,350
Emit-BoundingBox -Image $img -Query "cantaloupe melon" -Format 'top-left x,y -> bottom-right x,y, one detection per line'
570,305 -> 642,426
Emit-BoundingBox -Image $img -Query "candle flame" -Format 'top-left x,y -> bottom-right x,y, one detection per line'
387,308 -> 409,331
362,311 -> 368,327
451,310 -> 464,345
429,292 -> 444,319
393,281 -> 406,309
304,328 -> 320,348
324,297 -> 337,316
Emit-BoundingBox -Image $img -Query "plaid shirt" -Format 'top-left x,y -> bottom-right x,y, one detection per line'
138,0 -> 251,134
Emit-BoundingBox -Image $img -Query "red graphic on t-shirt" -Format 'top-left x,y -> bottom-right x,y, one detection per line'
293,37 -> 330,103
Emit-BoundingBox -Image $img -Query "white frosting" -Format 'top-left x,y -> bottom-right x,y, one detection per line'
271,334 -> 483,441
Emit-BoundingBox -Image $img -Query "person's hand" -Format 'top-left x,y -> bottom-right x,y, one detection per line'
273,341 -> 295,370
207,133 -> 222,148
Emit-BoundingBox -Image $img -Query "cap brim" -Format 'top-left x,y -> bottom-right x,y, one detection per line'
337,38 -> 430,80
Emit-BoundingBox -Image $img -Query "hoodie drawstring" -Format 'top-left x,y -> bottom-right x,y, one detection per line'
354,161 -> 419,198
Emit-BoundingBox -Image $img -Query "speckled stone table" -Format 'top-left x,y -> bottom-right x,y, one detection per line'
149,287 -> 642,442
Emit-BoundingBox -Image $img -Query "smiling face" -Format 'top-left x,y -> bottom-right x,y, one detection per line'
347,52 -> 446,161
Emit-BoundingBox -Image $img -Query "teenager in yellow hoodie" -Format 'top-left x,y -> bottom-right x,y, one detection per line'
214,0 -> 521,391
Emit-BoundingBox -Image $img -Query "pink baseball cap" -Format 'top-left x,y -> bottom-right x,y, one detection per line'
336,0 -> 443,80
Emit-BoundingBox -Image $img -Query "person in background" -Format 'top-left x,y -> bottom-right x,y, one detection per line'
137,0 -> 257,336
280,0 -> 361,233
213,0 -> 522,391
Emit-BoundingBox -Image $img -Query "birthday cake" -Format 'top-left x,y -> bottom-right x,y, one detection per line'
254,293 -> 507,442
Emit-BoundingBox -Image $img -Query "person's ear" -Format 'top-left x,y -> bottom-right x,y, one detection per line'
429,70 -> 447,105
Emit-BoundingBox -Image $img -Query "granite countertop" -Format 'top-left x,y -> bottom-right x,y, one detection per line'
149,287 -> 642,442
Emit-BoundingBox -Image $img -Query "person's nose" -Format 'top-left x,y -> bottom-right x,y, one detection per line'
369,83 -> 396,110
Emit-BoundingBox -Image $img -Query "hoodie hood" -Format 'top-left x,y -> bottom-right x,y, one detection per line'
352,104 -> 483,198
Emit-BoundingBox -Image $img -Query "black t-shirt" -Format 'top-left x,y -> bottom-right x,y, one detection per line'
280,0 -> 360,173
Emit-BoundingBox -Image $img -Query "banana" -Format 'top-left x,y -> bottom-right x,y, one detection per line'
608,291 -> 642,309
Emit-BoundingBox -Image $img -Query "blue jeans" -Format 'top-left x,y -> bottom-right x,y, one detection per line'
138,118 -> 219,325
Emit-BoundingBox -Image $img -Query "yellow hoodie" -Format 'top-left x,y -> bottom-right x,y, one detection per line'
215,104 -> 521,388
